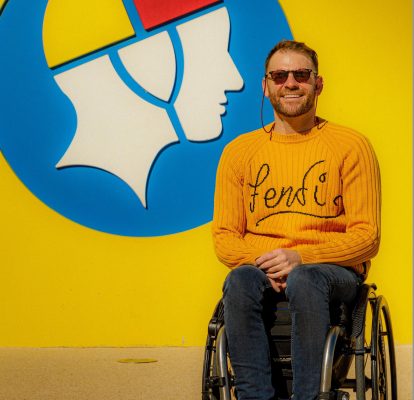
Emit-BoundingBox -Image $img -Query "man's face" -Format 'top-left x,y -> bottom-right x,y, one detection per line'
264,50 -> 322,118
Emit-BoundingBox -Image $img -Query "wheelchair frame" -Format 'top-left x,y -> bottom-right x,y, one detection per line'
202,283 -> 397,400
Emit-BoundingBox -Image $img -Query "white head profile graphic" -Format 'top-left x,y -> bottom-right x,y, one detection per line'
54,7 -> 243,207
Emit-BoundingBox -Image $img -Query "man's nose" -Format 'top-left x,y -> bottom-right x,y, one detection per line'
284,72 -> 299,88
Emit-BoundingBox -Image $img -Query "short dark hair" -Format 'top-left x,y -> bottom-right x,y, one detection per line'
264,40 -> 319,74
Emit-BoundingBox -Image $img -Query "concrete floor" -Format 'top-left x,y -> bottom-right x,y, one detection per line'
0,346 -> 411,399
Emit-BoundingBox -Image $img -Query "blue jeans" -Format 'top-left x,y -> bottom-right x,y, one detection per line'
222,264 -> 362,400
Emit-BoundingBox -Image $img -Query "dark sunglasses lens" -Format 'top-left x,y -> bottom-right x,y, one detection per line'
269,69 -> 312,84
293,69 -> 312,82
269,71 -> 289,84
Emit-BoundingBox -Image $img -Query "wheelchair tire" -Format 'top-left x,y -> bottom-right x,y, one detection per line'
202,326 -> 236,400
202,300 -> 237,400
202,336 -> 220,400
370,295 -> 398,400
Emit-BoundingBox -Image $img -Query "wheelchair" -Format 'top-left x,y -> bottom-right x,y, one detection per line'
202,283 -> 397,400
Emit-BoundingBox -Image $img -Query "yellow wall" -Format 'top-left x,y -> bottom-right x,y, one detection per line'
0,0 -> 411,346
43,0 -> 135,68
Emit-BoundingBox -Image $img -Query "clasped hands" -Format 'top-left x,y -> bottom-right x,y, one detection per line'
255,249 -> 302,292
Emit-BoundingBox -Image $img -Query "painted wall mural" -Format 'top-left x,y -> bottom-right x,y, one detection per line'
0,0 -> 291,236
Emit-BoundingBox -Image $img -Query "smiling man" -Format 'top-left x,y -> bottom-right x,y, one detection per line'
212,40 -> 381,400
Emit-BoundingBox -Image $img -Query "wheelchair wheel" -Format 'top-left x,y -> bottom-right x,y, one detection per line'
370,295 -> 397,400
202,301 -> 237,400
355,289 -> 397,400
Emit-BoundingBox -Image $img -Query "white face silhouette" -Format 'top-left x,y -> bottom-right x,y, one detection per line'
174,7 -> 244,141
53,7 -> 243,207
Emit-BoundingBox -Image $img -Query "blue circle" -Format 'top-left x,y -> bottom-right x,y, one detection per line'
0,0 -> 292,236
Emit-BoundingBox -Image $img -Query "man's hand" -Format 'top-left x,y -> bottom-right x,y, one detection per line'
268,278 -> 287,293
256,249 -> 302,292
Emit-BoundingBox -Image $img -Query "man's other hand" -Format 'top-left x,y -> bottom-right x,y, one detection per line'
256,249 -> 302,285
268,278 -> 287,293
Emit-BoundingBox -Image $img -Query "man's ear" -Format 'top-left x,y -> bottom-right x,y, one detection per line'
315,76 -> 324,95
262,78 -> 269,97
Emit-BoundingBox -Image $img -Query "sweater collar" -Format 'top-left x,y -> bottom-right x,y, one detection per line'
267,119 -> 328,143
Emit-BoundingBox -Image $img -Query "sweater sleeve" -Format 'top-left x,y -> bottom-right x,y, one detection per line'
212,143 -> 264,268
296,134 -> 381,266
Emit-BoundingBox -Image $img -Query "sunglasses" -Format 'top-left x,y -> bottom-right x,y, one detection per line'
266,69 -> 316,85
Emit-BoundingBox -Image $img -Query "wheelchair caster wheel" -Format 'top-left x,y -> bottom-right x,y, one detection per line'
336,391 -> 349,400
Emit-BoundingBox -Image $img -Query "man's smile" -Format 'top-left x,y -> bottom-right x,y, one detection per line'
282,94 -> 302,99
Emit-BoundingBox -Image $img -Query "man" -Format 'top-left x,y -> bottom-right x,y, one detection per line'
212,40 -> 381,400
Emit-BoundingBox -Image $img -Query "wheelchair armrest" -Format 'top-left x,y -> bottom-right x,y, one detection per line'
208,299 -> 225,339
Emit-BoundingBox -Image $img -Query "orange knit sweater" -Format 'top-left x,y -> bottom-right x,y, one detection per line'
212,121 -> 381,277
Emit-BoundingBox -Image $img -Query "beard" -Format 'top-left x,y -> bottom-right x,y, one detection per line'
269,90 -> 316,118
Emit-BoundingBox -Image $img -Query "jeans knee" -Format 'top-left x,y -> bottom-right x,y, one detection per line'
286,265 -> 328,305
223,265 -> 267,301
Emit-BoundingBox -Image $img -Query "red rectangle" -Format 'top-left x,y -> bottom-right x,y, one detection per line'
133,0 -> 221,29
